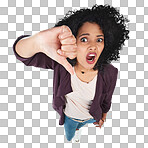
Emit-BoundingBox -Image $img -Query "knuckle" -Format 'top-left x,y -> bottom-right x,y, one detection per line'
69,54 -> 76,59
61,46 -> 65,51
61,37 -> 76,45
62,25 -> 71,33
71,37 -> 76,43
69,56 -> 75,59
61,45 -> 77,53
60,32 -> 72,39
61,39 -> 66,45
72,51 -> 77,56
61,38 -> 69,44
73,45 -> 77,51
61,45 -> 69,51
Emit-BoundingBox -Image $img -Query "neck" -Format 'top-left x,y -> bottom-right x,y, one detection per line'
75,64 -> 97,74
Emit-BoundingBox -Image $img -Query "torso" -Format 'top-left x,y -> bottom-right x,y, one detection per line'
74,66 -> 98,84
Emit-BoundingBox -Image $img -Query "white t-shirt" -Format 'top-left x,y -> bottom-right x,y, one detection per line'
64,67 -> 97,120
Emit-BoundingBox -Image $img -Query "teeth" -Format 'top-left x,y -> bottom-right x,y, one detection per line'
87,53 -> 96,62
88,54 -> 95,57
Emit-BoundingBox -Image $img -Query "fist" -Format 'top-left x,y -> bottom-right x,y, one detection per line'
57,26 -> 77,60
93,119 -> 104,129
37,25 -> 77,75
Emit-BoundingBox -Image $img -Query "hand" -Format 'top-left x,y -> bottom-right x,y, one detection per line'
93,119 -> 104,129
35,25 -> 77,75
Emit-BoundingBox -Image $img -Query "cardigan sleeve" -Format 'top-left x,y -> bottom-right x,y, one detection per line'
13,35 -> 58,70
101,67 -> 118,113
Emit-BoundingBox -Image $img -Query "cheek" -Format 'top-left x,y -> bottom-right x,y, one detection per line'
77,45 -> 86,54
76,47 -> 86,61
101,46 -> 104,52
77,51 -> 85,60
99,44 -> 104,52
102,43 -> 105,49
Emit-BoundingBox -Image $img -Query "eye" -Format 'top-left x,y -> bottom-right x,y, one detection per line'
97,38 -> 104,42
80,37 -> 88,42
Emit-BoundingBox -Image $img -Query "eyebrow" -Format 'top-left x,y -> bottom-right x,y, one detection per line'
78,33 -> 104,38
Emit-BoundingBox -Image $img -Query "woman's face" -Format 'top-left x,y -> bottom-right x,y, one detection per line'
76,22 -> 104,70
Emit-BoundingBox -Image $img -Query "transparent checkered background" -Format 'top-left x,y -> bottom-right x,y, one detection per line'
0,0 -> 148,147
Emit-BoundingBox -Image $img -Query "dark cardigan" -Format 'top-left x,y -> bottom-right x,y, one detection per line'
13,35 -> 118,125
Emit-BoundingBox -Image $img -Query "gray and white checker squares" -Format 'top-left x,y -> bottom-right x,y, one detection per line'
0,0 -> 148,147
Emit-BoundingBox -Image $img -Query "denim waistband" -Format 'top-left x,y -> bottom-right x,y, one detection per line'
66,115 -> 93,123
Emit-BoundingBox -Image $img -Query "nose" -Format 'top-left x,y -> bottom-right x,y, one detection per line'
88,45 -> 97,51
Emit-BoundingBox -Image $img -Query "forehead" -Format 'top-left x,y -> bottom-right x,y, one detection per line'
77,22 -> 103,35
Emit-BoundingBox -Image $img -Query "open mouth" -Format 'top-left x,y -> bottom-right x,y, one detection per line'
86,53 -> 97,64
87,54 -> 95,61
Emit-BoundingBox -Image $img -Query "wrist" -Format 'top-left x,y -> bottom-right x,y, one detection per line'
102,113 -> 107,121
101,118 -> 106,122
32,33 -> 42,53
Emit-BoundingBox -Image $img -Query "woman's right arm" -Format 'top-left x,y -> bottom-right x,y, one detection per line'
15,34 -> 40,58
13,25 -> 77,74
13,35 -> 57,69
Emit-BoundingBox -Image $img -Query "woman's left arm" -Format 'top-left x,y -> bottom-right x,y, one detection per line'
102,112 -> 107,121
94,67 -> 118,128
93,113 -> 107,128
101,68 -> 118,113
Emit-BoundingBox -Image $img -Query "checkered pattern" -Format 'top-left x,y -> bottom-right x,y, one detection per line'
0,0 -> 148,147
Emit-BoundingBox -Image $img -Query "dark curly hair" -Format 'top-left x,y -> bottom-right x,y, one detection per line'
54,4 -> 130,72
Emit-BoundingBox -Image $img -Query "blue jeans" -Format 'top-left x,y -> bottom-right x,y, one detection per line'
64,114 -> 97,141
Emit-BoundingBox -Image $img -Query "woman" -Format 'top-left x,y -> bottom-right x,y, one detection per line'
13,4 -> 129,142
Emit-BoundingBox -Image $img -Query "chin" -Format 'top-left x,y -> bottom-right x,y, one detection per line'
85,64 -> 96,70
77,60 -> 96,70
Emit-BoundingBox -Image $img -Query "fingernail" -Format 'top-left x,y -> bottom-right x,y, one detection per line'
60,34 -> 66,39
60,35 -> 63,39
57,49 -> 62,55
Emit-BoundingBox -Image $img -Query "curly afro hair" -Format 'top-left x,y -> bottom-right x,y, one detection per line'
54,4 -> 130,72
